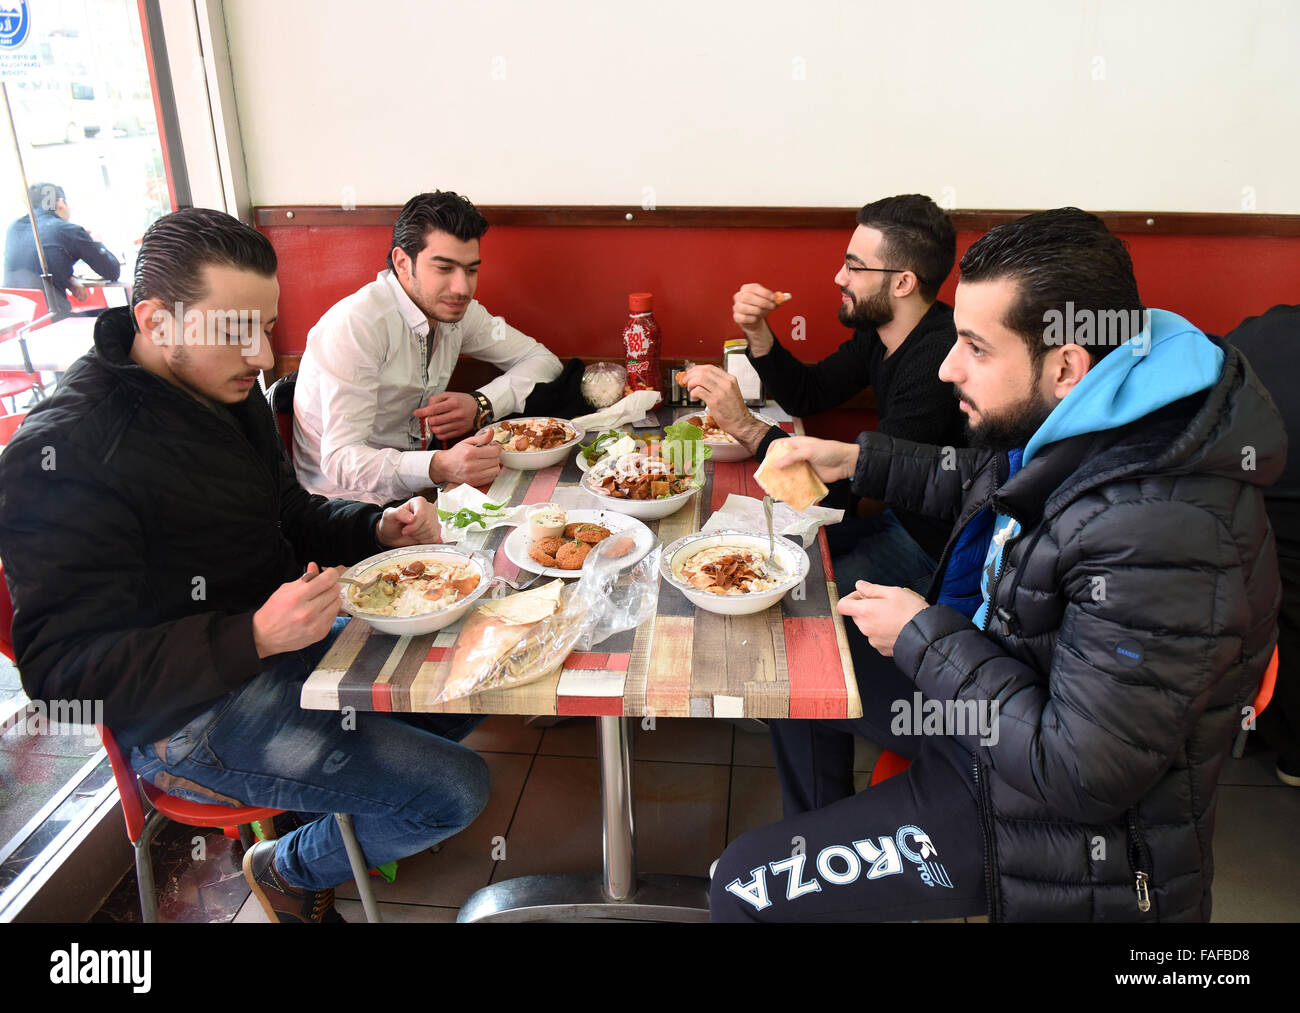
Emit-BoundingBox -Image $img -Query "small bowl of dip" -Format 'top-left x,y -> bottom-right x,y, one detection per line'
527,503 -> 567,540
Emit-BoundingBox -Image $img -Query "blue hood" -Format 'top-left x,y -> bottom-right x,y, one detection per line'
1023,309 -> 1224,465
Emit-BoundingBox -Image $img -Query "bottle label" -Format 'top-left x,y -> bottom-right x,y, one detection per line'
625,324 -> 649,358
626,359 -> 652,382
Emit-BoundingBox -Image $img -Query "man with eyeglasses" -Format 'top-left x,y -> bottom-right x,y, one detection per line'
681,194 -> 961,583
680,194 -> 964,821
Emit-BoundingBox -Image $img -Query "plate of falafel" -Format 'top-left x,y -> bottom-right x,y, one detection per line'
502,509 -> 656,578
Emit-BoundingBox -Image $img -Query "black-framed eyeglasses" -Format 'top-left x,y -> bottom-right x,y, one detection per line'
844,263 -> 905,275
843,262 -> 931,287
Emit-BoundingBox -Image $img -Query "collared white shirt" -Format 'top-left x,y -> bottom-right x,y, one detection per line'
293,270 -> 561,505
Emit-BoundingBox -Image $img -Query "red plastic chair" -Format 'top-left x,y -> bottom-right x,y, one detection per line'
0,291 -> 45,411
0,562 -> 381,922
0,410 -> 25,445
96,722 -> 285,922
869,747 -> 913,786
1233,644 -> 1279,757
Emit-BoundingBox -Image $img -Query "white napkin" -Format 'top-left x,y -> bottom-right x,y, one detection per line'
701,493 -> 843,547
571,390 -> 661,432
435,485 -> 529,543
435,484 -> 599,543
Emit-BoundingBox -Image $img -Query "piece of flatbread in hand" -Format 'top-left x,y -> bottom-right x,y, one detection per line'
754,439 -> 829,512
772,291 -> 792,305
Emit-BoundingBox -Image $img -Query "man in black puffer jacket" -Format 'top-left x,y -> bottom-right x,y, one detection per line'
710,209 -> 1283,922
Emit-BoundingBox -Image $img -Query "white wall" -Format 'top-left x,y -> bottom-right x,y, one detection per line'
222,0 -> 1300,213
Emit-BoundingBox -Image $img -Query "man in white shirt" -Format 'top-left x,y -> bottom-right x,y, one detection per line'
293,191 -> 563,505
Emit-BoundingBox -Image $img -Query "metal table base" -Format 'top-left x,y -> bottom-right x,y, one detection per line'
457,716 -> 711,923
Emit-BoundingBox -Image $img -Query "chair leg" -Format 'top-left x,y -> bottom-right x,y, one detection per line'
237,824 -> 256,850
1232,725 -> 1249,759
134,810 -> 167,923
335,813 -> 382,923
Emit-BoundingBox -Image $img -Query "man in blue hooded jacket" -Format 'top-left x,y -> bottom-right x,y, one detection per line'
710,209 -> 1283,922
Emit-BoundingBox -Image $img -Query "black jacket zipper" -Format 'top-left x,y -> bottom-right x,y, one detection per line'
1126,808 -> 1154,915
971,756 -> 1000,921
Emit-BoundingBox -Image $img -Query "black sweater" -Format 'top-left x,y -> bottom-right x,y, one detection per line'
0,308 -> 384,748
750,301 -> 963,557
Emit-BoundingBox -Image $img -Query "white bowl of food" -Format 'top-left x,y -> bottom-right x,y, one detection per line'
659,529 -> 809,615
581,451 -> 700,520
575,429 -> 653,473
339,545 -> 493,635
481,417 -> 584,471
678,410 -> 781,463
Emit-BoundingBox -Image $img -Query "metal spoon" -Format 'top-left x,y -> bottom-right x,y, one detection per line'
762,496 -> 789,581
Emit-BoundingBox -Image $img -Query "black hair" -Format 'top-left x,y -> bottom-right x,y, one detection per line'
387,191 -> 489,272
29,182 -> 65,212
131,207 -> 277,328
958,207 -> 1144,365
856,194 -> 956,302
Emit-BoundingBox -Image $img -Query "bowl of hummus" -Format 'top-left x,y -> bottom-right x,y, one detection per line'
659,529 -> 808,615
339,545 -> 494,635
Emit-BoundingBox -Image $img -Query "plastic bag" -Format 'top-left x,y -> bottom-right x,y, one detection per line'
581,361 -> 628,410
431,536 -> 661,703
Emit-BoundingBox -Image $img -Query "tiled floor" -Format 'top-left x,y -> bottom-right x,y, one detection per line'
86,716 -> 1300,924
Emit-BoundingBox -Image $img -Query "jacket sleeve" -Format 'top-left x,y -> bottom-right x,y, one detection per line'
275,437 -> 385,567
891,496 -> 1261,824
747,333 -> 873,417
65,224 -> 121,281
0,437 -> 263,736
851,431 -> 985,522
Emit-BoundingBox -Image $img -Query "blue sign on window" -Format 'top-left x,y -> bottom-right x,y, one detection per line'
0,3 -> 31,50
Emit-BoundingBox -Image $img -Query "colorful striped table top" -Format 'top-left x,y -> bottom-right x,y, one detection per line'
301,410 -> 861,721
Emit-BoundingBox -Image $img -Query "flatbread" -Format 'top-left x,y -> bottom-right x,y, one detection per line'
442,580 -> 565,698
754,439 -> 828,512
476,579 -> 564,623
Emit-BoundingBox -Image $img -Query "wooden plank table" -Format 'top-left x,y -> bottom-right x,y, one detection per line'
300,405 -> 861,921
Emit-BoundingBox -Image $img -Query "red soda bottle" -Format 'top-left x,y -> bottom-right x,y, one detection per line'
623,292 -> 663,407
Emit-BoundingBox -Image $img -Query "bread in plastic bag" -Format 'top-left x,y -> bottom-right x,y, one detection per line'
432,535 -> 661,703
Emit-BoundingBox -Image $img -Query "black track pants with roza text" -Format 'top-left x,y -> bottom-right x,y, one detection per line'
709,740 -> 989,922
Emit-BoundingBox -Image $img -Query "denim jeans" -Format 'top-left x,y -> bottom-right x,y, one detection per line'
130,619 -> 489,890
826,509 -> 939,594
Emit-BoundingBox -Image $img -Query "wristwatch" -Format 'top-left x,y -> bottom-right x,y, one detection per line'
471,391 -> 494,430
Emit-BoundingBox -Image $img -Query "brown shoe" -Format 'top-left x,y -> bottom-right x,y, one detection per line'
242,839 -> 339,923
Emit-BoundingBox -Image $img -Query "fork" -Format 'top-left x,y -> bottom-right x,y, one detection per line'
486,569 -> 547,599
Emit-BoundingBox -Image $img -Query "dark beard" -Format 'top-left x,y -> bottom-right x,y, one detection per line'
964,389 -> 1057,451
838,285 -> 893,329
